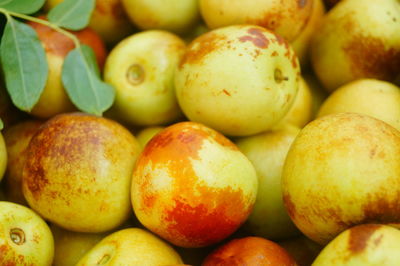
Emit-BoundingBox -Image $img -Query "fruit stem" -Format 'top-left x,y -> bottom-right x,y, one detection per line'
0,8 -> 81,49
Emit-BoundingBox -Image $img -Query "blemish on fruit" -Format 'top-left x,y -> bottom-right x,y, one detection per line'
348,224 -> 381,254
239,28 -> 269,49
298,0 -> 307,8
222,89 -> 231,96
271,51 -> 278,57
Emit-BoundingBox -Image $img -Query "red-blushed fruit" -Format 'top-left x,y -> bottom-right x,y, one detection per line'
26,17 -> 107,118
22,113 -> 142,233
3,120 -> 43,205
202,236 -> 298,265
131,122 -> 258,248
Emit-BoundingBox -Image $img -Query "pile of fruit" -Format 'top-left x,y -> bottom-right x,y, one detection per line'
1,0 -> 400,265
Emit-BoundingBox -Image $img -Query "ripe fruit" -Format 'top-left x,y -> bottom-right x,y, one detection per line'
310,0 -> 400,91
121,0 -> 200,34
76,228 -> 183,265
135,126 -> 164,148
175,25 -> 300,136
22,113 -> 141,233
313,224 -> 400,265
3,120 -> 43,205
27,18 -> 107,118
202,236 -> 297,265
199,0 -> 313,42
235,125 -> 301,240
131,122 -> 258,247
104,30 -> 185,126
317,79 -> 400,131
0,201 -> 54,265
282,112 -> 400,245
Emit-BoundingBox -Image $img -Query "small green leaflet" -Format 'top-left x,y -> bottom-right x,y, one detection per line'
0,17 -> 48,112
48,0 -> 95,31
62,45 -> 115,116
0,119 -> 3,130
0,0 -> 45,14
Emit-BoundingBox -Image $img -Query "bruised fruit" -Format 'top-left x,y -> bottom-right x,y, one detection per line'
313,224 -> 400,265
22,113 -> 141,233
27,18 -> 107,118
131,122 -> 258,247
282,113 -> 400,245
202,236 -> 298,266
175,25 -> 300,136
0,201 -> 54,266
3,120 -> 43,205
104,30 -> 185,126
76,228 -> 183,265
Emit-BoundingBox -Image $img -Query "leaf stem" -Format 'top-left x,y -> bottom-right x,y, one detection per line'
0,8 -> 81,48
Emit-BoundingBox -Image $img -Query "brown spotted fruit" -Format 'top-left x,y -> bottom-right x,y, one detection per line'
3,120 -> 43,205
312,224 -> 400,265
76,228 -> 183,265
45,0 -> 135,45
175,25 -> 300,137
121,0 -> 200,34
22,113 -> 141,233
104,30 -> 185,127
199,0 -> 313,42
202,236 -> 298,266
27,18 -> 107,118
282,112 -> 400,245
235,125 -> 302,240
310,0 -> 400,91
317,79 -> 400,131
131,122 -> 258,248
0,201 -> 54,265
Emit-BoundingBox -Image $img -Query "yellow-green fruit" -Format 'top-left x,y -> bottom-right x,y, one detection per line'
291,0 -> 326,67
22,113 -> 142,233
236,125 -> 301,240
51,224 -> 106,266
277,77 -> 313,128
199,0 -> 313,42
76,228 -> 183,265
175,25 -> 300,136
45,0 -> 136,45
135,126 -> 164,148
3,120 -> 43,205
104,30 -> 185,126
121,0 -> 200,34
0,133 -> 6,182
282,113 -> 400,245
0,201 -> 54,265
313,224 -> 400,265
310,0 -> 400,91
317,79 -> 400,131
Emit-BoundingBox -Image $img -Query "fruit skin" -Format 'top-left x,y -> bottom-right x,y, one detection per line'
317,79 -> 400,131
313,224 -> 400,265
51,224 -> 106,266
0,133 -> 6,183
131,121 -> 258,248
27,18 -> 107,118
282,112 -> 400,245
0,201 -> 54,265
199,0 -> 313,42
22,113 -> 142,233
3,120 -> 43,205
45,0 -> 136,45
135,126 -> 164,149
76,228 -> 183,265
121,0 -> 200,34
235,125 -> 301,240
202,236 -> 298,266
175,25 -> 300,136
310,0 -> 400,91
104,30 -> 185,127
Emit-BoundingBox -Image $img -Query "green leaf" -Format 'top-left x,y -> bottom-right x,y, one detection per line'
62,45 -> 115,116
0,17 -> 48,112
0,119 -> 3,130
48,0 -> 95,31
0,0 -> 46,14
